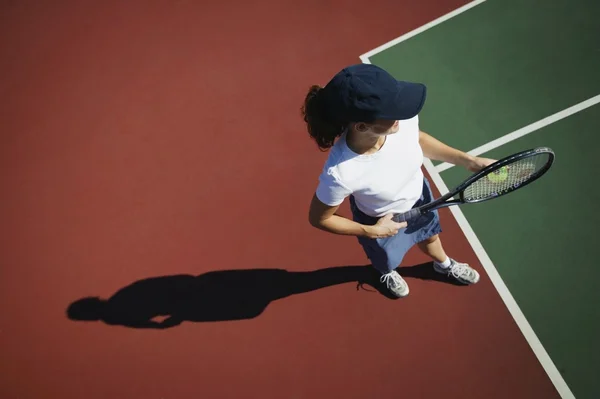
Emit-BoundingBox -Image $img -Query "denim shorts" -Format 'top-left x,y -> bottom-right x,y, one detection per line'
349,177 -> 442,274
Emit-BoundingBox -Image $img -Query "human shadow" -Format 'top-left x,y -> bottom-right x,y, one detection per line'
66,262 -> 462,329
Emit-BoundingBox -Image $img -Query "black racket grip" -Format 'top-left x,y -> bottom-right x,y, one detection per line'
392,208 -> 422,224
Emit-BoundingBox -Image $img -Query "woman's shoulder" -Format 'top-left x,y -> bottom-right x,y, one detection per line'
320,136 -> 349,165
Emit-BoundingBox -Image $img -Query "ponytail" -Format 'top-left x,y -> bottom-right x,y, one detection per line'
301,85 -> 346,151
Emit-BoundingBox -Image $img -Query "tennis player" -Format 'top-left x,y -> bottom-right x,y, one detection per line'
302,64 -> 495,297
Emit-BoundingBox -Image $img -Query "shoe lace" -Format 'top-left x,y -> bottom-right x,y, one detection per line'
448,263 -> 475,279
380,271 -> 403,288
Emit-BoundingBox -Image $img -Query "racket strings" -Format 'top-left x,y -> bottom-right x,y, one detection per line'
463,154 -> 550,201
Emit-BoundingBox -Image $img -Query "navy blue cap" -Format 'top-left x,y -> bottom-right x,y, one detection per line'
319,64 -> 426,123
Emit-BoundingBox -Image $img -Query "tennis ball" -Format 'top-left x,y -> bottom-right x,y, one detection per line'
487,166 -> 508,183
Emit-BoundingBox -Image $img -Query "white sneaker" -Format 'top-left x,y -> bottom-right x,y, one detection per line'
433,258 -> 480,284
380,270 -> 410,297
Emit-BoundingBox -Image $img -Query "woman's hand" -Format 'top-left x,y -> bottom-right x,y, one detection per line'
465,156 -> 496,173
365,214 -> 407,239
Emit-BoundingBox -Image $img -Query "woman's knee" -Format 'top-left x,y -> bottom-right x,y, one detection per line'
420,234 -> 440,245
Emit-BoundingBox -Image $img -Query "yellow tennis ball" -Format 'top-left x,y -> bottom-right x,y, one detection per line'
488,166 -> 508,183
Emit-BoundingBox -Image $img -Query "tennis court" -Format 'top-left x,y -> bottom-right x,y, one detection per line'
1,0 -> 598,398
362,0 -> 600,397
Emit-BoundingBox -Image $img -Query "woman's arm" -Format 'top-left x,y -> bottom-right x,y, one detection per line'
308,194 -> 406,239
419,130 -> 494,172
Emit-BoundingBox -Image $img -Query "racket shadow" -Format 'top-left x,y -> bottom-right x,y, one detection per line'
65,263 -> 459,329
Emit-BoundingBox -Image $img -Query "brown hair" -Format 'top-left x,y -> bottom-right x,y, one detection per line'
300,85 -> 347,151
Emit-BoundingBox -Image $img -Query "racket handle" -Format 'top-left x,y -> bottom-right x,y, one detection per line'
392,208 -> 422,224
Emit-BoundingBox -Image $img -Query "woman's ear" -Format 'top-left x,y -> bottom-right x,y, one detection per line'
355,123 -> 368,132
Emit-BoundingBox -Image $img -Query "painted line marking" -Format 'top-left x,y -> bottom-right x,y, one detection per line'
435,94 -> 600,173
359,0 -> 487,60
358,1 -> 576,397
423,159 -> 574,399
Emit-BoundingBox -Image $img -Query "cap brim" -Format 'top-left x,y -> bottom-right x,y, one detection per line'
378,81 -> 427,120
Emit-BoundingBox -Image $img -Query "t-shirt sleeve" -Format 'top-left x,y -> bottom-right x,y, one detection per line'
315,167 -> 352,206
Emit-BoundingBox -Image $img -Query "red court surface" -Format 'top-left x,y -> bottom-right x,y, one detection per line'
1,1 -> 560,398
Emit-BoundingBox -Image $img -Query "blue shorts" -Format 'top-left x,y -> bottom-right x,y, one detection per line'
349,177 -> 442,274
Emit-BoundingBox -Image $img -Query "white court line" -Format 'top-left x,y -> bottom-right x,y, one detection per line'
423,159 -> 575,399
359,1 -> 576,398
359,0 -> 488,60
435,94 -> 600,173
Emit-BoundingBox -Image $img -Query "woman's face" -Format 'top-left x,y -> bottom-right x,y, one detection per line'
365,119 -> 400,135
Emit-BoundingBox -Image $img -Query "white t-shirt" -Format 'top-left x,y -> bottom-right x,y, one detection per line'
315,115 -> 424,217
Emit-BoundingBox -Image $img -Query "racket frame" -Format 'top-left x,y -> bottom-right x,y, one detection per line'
392,147 -> 555,223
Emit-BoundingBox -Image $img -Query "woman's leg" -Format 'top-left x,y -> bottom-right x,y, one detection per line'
416,234 -> 448,264
349,196 -> 410,298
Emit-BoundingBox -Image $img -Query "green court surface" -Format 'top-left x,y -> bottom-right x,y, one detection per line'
363,0 -> 600,398
441,106 -> 600,398
368,0 -> 600,163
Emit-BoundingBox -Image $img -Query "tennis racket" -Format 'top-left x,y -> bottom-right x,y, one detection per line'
392,147 -> 555,223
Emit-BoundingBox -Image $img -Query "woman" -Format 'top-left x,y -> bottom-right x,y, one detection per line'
302,64 -> 494,298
